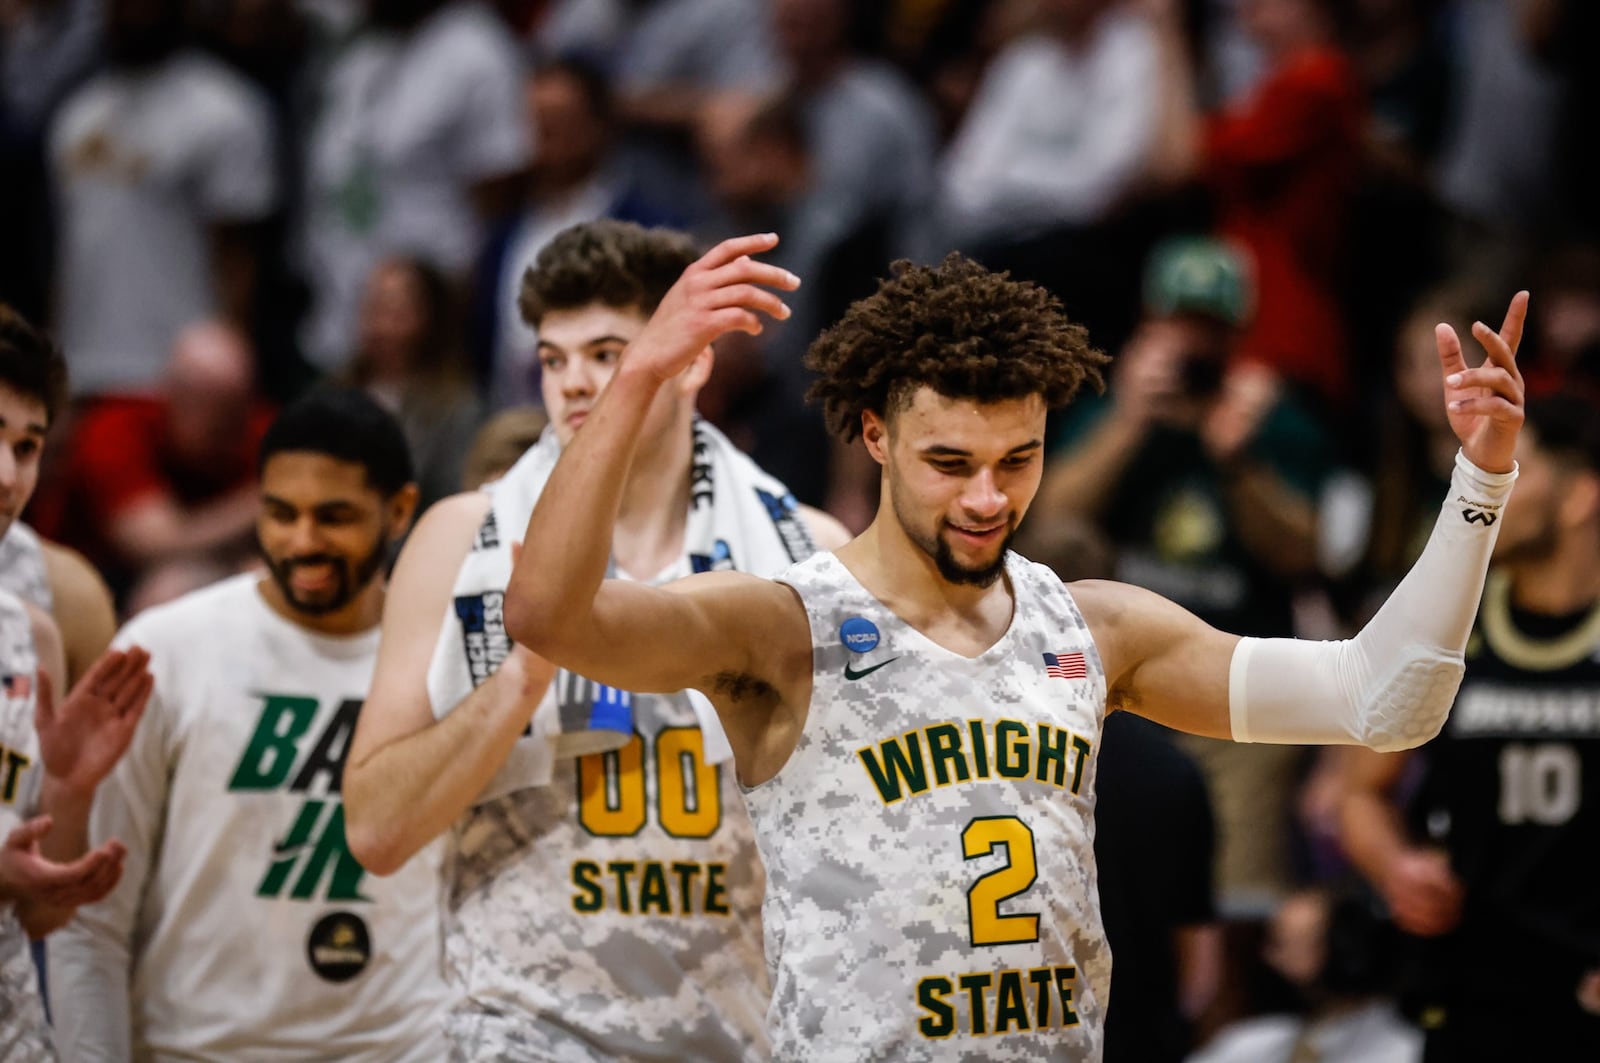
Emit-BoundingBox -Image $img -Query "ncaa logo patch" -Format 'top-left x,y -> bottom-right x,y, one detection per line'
840,617 -> 881,654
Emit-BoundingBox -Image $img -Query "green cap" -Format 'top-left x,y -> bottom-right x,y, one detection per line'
1143,237 -> 1253,327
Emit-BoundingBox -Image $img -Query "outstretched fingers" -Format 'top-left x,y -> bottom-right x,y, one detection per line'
78,645 -> 142,699
706,283 -> 792,321
1471,319 -> 1521,376
1434,322 -> 1466,379
92,646 -> 152,710
696,232 -> 782,273
701,252 -> 799,293
112,670 -> 155,720
1497,289 -> 1530,354
693,250 -> 799,336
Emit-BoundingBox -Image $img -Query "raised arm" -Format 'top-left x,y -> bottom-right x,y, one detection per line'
344,491 -> 556,877
503,235 -> 813,776
1087,293 -> 1529,749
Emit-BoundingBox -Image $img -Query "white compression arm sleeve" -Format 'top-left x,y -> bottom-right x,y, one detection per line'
1229,450 -> 1517,751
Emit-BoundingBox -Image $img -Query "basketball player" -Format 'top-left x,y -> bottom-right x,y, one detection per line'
0,305 -> 154,1059
47,390 -> 449,1060
1339,393 -> 1600,1061
0,309 -> 119,696
503,234 -> 1528,1060
344,221 -> 847,1059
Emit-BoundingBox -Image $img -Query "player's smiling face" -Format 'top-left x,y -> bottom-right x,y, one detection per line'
869,386 -> 1046,587
257,452 -> 405,619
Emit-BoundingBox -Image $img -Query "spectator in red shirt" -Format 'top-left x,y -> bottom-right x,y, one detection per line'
31,321 -> 274,610
1153,0 -> 1364,408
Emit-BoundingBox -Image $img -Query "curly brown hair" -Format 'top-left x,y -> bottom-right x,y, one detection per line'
519,220 -> 699,328
0,303 -> 68,425
805,254 -> 1108,442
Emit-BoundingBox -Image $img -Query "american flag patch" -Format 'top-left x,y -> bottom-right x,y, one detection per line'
1043,652 -> 1087,680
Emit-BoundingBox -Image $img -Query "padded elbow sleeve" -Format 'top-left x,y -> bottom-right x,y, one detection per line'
1228,450 -> 1514,750
1229,635 -> 1465,751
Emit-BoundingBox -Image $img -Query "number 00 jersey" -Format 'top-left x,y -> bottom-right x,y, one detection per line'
746,551 -> 1110,1062
442,684 -> 769,1062
47,574 -> 448,1062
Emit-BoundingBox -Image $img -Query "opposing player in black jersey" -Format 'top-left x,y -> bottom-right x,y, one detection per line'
1340,393 -> 1600,1061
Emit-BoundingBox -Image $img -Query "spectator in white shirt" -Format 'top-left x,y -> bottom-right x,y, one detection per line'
298,0 -> 531,372
49,0 -> 277,397
938,0 -> 1162,250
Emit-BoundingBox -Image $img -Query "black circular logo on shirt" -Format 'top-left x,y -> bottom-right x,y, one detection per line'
306,911 -> 371,983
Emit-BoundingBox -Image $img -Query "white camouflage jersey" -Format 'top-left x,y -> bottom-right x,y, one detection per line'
442,560 -> 769,1061
0,524 -> 53,612
0,589 -> 51,1061
47,574 -> 448,1062
747,551 -> 1110,1062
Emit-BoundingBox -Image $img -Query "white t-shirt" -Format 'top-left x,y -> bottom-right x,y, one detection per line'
49,52 -> 277,396
47,574 -> 449,1062
939,16 -> 1160,245
0,589 -> 50,1061
299,0 -> 532,371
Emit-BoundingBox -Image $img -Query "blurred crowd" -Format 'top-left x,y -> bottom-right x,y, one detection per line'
3,0 -> 1599,1059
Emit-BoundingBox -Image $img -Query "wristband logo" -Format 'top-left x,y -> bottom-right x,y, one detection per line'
1461,508 -> 1498,526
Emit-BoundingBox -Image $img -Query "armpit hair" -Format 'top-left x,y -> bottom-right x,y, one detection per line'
710,670 -> 777,704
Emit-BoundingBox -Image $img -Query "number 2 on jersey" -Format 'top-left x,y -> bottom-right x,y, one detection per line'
963,815 -> 1040,946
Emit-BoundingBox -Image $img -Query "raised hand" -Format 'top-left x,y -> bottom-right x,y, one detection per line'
0,815 -> 125,909
1437,290 -> 1528,474
626,233 -> 799,384
35,646 -> 154,797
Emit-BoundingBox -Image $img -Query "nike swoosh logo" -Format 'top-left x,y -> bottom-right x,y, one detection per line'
844,657 -> 900,681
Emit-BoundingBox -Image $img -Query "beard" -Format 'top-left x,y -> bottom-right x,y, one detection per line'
891,476 -> 1014,588
930,526 -> 1016,587
260,535 -> 388,617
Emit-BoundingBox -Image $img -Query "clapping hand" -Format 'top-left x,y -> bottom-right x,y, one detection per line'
35,646 -> 154,797
0,815 -> 125,909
